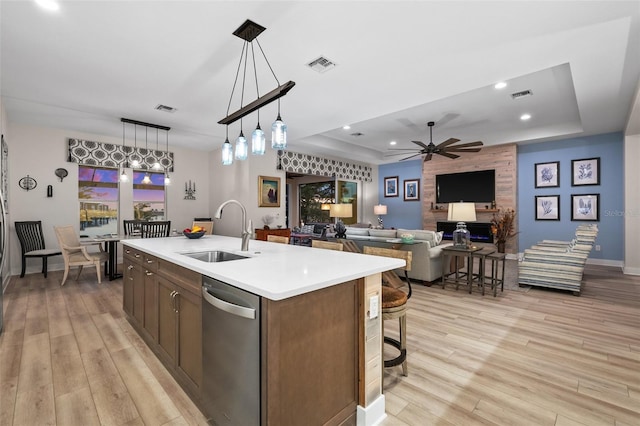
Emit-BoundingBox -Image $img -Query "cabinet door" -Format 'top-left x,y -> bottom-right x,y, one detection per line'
176,288 -> 202,390
157,277 -> 178,364
133,267 -> 145,324
143,268 -> 158,341
123,259 -> 134,316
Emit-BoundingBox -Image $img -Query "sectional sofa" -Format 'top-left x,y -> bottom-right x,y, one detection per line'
343,227 -> 451,283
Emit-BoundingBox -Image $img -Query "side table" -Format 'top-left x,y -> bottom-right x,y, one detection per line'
470,247 -> 496,295
441,245 -> 482,293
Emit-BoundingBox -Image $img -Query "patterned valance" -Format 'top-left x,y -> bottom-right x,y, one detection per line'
67,138 -> 174,171
277,150 -> 372,182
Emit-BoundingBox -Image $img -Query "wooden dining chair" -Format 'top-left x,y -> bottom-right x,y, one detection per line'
140,221 -> 171,238
54,225 -> 109,286
15,221 -> 62,278
311,240 -> 344,251
266,235 -> 289,244
123,219 -> 144,236
363,245 -> 412,376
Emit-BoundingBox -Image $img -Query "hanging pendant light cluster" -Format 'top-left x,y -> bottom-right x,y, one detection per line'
120,118 -> 171,185
218,19 -> 295,165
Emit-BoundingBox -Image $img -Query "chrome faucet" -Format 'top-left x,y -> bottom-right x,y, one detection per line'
214,199 -> 252,251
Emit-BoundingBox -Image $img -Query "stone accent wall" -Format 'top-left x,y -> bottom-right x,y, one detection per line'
422,143 -> 518,253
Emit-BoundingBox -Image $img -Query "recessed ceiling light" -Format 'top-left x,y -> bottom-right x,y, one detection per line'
389,141 -> 397,146
342,125 -> 351,130
521,114 -> 532,121
35,0 -> 60,11
494,82 -> 507,89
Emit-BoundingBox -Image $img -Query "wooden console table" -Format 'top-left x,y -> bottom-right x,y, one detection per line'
254,228 -> 291,241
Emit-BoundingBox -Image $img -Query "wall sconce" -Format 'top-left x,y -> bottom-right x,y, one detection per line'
185,180 -> 196,200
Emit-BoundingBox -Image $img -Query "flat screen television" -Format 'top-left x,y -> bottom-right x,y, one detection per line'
435,169 -> 495,203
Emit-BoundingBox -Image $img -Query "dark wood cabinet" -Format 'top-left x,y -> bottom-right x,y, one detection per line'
254,228 -> 291,241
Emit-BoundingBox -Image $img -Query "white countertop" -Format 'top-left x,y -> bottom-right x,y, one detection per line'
122,235 -> 405,300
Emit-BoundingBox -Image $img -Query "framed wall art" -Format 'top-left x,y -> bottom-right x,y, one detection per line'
403,179 -> 420,201
572,157 -> 600,186
534,161 -> 559,188
384,176 -> 399,197
535,195 -> 560,220
571,193 -> 599,221
258,175 -> 280,207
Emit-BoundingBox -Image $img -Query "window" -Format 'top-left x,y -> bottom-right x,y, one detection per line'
133,171 -> 166,221
337,180 -> 358,225
299,181 -> 335,224
78,166 -> 119,236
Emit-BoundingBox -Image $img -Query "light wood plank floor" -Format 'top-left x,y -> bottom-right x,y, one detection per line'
1,265 -> 639,425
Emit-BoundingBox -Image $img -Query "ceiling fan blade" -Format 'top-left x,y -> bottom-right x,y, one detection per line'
386,148 -> 425,151
424,153 -> 433,162
438,151 -> 460,159
384,151 -> 421,157
444,147 -> 483,153
435,138 -> 460,149
447,141 -> 483,149
411,140 -> 429,150
400,153 -> 423,161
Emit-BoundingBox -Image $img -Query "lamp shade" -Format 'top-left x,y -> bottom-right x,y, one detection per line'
330,203 -> 353,218
373,204 -> 387,215
448,202 -> 476,222
321,203 -> 332,211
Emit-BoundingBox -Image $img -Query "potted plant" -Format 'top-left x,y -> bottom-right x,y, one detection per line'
491,208 -> 517,253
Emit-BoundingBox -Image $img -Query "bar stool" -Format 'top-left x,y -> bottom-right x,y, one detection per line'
487,252 -> 506,297
363,246 -> 412,376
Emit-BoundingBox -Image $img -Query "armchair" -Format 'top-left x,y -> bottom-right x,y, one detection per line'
54,225 -> 109,286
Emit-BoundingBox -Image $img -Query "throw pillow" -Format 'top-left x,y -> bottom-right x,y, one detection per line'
346,227 -> 369,236
435,231 -> 444,245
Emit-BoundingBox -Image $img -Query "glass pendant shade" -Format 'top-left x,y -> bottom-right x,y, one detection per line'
235,131 -> 248,160
164,173 -> 171,185
152,161 -> 162,170
271,113 -> 287,149
130,158 -> 140,168
120,169 -> 129,182
222,139 -> 233,165
142,173 -> 152,185
251,123 -> 265,155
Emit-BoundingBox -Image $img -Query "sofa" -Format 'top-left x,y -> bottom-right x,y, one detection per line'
342,227 -> 451,283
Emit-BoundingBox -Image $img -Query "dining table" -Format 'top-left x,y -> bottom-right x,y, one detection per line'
82,234 -> 127,280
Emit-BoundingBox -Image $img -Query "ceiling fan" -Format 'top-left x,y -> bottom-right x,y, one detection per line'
385,121 -> 483,162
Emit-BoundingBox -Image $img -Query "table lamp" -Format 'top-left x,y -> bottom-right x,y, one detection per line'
448,202 -> 476,248
373,204 -> 387,228
330,203 -> 353,238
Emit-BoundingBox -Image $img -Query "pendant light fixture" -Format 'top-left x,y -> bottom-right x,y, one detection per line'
152,128 -> 162,170
164,130 -> 171,185
218,19 -> 295,164
120,121 -> 129,182
130,124 -> 140,168
222,126 -> 233,165
141,127 -> 152,184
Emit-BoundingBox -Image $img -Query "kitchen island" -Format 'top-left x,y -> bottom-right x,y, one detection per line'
122,235 -> 404,426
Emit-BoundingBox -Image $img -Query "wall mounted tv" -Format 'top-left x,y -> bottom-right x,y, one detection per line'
435,169 -> 496,203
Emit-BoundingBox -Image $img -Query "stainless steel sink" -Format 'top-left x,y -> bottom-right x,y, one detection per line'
181,250 -> 248,263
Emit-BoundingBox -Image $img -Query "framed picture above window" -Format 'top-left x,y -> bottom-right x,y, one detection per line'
258,175 -> 280,207
384,176 -> 398,197
403,179 -> 420,201
572,157 -> 600,186
534,161 -> 559,188
571,193 -> 599,221
535,195 -> 560,220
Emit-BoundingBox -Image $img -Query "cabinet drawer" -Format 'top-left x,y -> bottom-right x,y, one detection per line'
157,258 -> 201,295
142,253 -> 159,272
123,247 -> 144,263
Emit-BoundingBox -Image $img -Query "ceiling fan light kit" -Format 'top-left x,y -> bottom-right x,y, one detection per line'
385,121 -> 483,162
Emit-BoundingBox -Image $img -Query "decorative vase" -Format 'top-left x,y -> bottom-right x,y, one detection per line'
497,241 -> 506,253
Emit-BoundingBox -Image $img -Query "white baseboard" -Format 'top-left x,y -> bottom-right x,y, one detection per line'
586,258 -> 624,268
623,266 -> 640,276
357,395 -> 386,426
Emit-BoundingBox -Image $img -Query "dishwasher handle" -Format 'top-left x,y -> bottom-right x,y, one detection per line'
202,287 -> 256,320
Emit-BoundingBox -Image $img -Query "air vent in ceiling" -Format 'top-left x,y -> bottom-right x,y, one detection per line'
511,90 -> 533,99
350,132 -> 364,137
307,56 -> 337,73
155,104 -> 177,113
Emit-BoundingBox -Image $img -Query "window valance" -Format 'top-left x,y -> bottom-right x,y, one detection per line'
67,138 -> 174,172
277,150 -> 372,182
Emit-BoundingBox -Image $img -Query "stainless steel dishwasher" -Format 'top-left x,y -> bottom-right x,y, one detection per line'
202,276 -> 261,425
